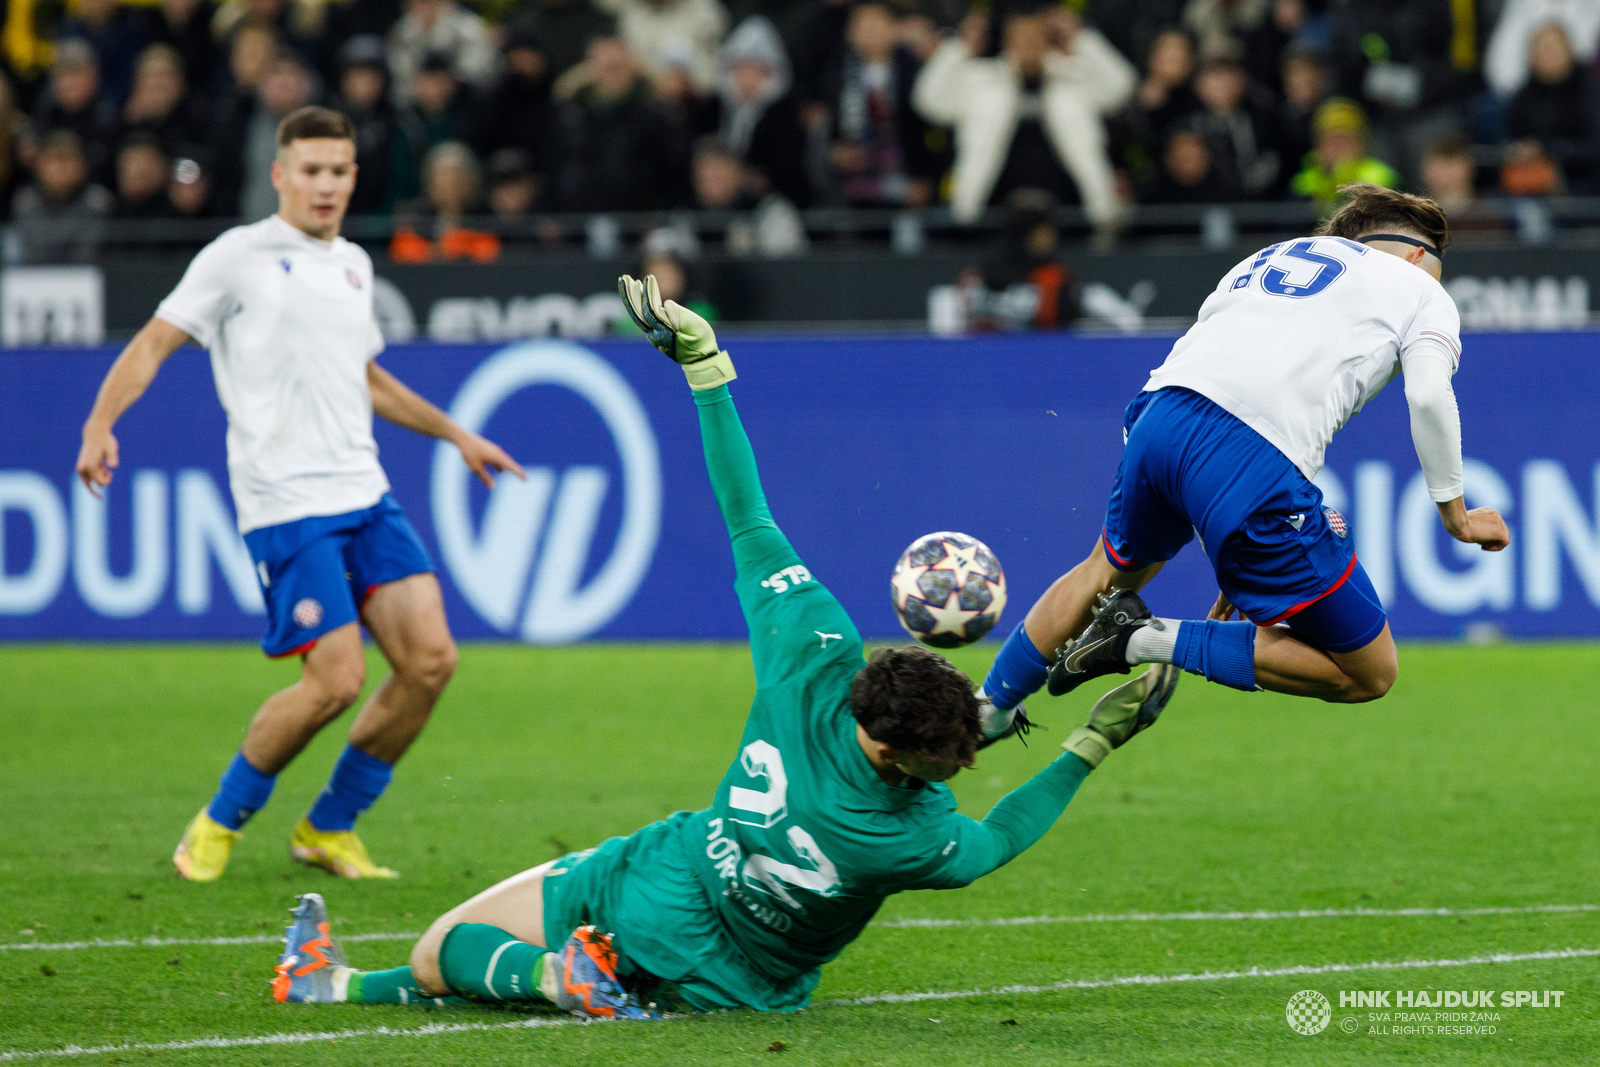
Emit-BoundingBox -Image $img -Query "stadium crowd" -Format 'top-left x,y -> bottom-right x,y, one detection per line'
1,0 -> 1595,261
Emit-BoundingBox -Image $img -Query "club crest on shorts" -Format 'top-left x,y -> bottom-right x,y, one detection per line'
346,269 -> 362,289
1324,507 -> 1348,538
292,598 -> 324,628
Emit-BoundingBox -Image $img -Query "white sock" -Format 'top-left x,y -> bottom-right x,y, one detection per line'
330,965 -> 355,1003
1125,618 -> 1180,664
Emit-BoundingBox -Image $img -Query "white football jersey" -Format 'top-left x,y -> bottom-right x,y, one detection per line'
1144,236 -> 1462,480
157,214 -> 389,533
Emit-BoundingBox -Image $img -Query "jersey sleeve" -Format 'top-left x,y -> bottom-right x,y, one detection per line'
365,315 -> 385,360
903,751 -> 1092,890
734,535 -> 865,688
154,235 -> 241,348
1399,280 -> 1462,372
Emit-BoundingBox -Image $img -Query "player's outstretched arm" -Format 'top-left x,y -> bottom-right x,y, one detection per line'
618,273 -> 861,684
917,667 -> 1176,890
76,317 -> 192,497
367,362 -> 525,489
1399,338 -> 1509,552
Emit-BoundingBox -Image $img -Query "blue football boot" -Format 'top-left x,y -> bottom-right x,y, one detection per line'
550,926 -> 661,1020
272,893 -> 352,1003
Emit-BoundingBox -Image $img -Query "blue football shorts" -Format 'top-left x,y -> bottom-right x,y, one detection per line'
1100,387 -> 1387,654
242,493 -> 434,658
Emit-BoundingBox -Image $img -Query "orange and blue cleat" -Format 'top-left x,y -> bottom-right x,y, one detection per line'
551,925 -> 660,1020
272,893 -> 353,1003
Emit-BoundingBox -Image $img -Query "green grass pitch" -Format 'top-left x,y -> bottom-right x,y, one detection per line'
1,641 -> 1596,1065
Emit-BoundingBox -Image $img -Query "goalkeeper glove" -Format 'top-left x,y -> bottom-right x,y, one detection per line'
617,273 -> 736,391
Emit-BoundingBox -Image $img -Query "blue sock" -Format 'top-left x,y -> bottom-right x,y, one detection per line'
982,622 -> 1052,710
1172,620 -> 1258,692
206,752 -> 276,831
306,744 -> 394,832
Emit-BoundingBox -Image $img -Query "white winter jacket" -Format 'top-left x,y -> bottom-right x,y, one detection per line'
912,31 -> 1135,225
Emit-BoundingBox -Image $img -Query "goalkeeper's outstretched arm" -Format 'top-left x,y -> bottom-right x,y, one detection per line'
618,274 -> 861,684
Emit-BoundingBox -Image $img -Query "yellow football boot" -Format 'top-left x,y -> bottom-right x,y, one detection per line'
289,817 -> 398,879
173,809 -> 241,882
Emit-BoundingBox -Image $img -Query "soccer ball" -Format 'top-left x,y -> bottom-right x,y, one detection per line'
891,531 -> 1007,648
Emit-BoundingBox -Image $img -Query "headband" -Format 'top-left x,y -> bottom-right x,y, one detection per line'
1357,233 -> 1443,259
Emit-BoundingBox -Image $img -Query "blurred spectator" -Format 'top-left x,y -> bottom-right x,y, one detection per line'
1182,0 -> 1300,88
28,41 -> 120,184
548,36 -> 689,210
957,190 -> 1079,331
140,0 -> 220,94
1486,0 -> 1600,97
391,140 -> 501,261
1327,0 -> 1467,181
1141,123 -> 1240,201
332,35 -> 400,215
58,0 -> 148,108
822,1 -> 940,207
913,9 -> 1136,226
1276,47 -> 1328,175
388,0 -> 498,105
791,0 -> 854,105
504,0 -> 615,80
466,27 -> 555,163
1503,22 -> 1600,194
208,26 -> 279,171
1132,28 -> 1200,144
11,131 -> 114,264
0,74 -> 24,221
234,52 -> 317,219
652,45 -> 718,134
1190,50 -> 1281,197
637,239 -> 721,322
710,16 -> 810,206
212,0 -> 327,68
392,53 -> 475,204
168,153 -> 214,218
113,133 -> 175,218
598,0 -> 727,92
121,44 -> 208,156
1421,135 -> 1509,237
692,135 -> 806,255
485,146 -> 540,218
1290,97 -> 1398,202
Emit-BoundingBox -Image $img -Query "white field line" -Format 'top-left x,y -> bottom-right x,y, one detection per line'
875,902 -> 1600,930
0,1018 -> 583,1062
828,945 -> 1600,1007
3,945 -> 1595,1061
0,932 -> 417,953
5,903 -> 1596,953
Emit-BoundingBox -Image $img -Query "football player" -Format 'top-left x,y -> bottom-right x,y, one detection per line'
980,184 -> 1509,720
270,275 -> 1179,1018
75,107 -> 522,882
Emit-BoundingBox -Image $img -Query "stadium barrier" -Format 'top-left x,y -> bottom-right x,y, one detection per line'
0,243 -> 1593,345
2,331 -> 1598,642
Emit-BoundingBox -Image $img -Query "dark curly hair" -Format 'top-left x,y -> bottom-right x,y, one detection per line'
849,646 -> 982,766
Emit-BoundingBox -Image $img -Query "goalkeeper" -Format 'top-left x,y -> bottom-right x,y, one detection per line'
271,276 -> 1179,1018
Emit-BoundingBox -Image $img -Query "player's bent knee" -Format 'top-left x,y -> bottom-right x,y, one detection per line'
319,663 -> 367,712
409,915 -> 459,996
402,639 -> 457,695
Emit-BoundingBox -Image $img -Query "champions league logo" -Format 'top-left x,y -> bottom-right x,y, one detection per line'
430,342 -> 661,643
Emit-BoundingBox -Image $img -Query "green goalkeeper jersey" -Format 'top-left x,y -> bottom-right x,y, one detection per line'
660,385 -> 1092,987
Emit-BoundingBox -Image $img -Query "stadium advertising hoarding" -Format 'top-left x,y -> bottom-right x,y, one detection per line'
2,331 -> 1598,642
24,245 -> 1592,341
